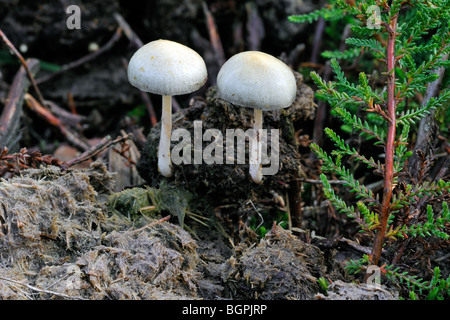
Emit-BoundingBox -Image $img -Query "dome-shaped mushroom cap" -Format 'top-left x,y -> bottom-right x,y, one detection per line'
217,51 -> 297,110
127,39 -> 208,96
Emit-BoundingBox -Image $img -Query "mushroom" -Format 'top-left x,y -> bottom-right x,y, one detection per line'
127,39 -> 207,177
217,51 -> 297,184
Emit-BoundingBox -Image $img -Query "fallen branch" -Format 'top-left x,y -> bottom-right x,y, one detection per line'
0,58 -> 40,149
288,180 -> 303,228
45,100 -> 87,128
24,93 -> 91,151
245,2 -> 265,52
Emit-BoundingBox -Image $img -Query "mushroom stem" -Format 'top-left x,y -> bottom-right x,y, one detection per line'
249,109 -> 263,184
158,95 -> 173,177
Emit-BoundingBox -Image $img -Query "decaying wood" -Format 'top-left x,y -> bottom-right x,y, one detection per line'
0,58 -> 40,150
45,100 -> 87,128
310,17 -> 326,64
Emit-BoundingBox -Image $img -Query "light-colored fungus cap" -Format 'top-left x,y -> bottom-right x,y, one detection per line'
217,51 -> 297,110
127,39 -> 208,96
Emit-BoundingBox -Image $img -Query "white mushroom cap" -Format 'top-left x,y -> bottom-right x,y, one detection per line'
127,39 -> 208,96
217,51 -> 297,110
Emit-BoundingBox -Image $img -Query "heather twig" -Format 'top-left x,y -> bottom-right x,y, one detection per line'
290,0 -> 450,299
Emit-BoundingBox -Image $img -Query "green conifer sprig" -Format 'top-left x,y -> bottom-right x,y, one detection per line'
316,173 -> 377,232
287,6 -> 343,24
346,255 -> 450,299
322,47 -> 361,60
326,127 -> 383,171
402,203 -> 449,239
397,91 -> 450,125
384,265 -> 450,299
290,0 -> 450,299
346,38 -> 386,57
393,124 -> 412,173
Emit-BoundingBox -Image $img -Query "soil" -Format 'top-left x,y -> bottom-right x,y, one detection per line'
0,1 -> 447,300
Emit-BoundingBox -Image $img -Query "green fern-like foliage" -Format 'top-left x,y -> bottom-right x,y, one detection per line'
347,255 -> 450,299
290,0 -> 450,299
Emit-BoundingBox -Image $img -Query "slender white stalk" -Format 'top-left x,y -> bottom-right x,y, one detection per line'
158,95 -> 173,177
249,109 -> 263,184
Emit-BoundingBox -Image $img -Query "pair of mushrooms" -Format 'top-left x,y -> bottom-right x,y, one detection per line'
127,39 -> 297,184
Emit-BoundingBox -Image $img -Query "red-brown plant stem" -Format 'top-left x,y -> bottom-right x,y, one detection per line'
370,13 -> 398,266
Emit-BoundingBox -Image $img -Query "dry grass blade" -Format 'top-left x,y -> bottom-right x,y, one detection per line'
130,215 -> 171,234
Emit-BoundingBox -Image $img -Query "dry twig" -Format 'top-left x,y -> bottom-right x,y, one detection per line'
24,93 -> 91,151
61,133 -> 132,169
0,29 -> 46,108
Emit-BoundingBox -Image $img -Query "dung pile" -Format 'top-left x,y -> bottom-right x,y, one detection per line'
137,72 -> 316,207
0,162 -> 113,272
0,162 -> 200,299
221,225 -> 327,299
35,221 -> 199,300
0,160 -> 367,300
